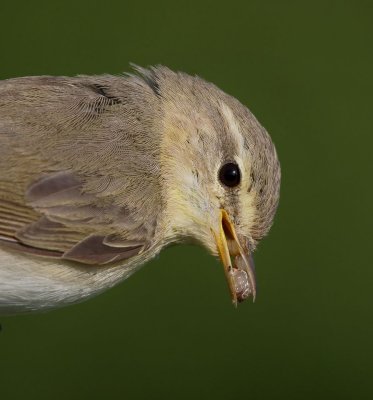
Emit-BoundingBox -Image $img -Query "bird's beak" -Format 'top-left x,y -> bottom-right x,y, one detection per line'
214,209 -> 256,306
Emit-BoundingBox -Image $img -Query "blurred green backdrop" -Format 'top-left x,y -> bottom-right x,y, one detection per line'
1,1 -> 372,399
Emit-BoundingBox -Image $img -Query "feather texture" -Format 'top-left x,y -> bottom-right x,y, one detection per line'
0,70 -> 167,313
0,66 -> 280,313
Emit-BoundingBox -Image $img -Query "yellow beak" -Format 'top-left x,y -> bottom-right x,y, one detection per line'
214,209 -> 256,306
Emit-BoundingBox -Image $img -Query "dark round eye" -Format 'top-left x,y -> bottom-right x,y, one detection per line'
218,162 -> 241,187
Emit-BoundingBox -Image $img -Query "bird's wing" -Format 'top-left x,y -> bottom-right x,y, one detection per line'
0,74 -> 162,265
0,170 -> 149,264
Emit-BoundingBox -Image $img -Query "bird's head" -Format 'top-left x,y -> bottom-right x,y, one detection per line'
146,68 -> 281,305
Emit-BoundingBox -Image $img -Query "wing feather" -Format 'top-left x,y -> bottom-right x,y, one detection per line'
0,73 -> 163,265
0,171 -> 149,264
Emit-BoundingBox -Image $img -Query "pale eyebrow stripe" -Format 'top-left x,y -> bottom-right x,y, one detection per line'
219,102 -> 244,151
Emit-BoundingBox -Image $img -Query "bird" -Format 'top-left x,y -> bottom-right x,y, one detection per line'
0,65 -> 280,314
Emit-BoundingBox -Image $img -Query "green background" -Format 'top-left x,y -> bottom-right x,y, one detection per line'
1,1 -> 372,399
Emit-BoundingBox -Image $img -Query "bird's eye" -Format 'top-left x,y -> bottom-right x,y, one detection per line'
218,163 -> 241,188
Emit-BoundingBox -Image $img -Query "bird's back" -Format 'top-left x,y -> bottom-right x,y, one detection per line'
0,73 -> 165,313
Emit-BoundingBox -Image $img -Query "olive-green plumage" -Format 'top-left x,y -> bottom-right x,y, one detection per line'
0,66 -> 280,313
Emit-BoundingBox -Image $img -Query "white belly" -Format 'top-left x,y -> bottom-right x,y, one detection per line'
0,247 -> 148,314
